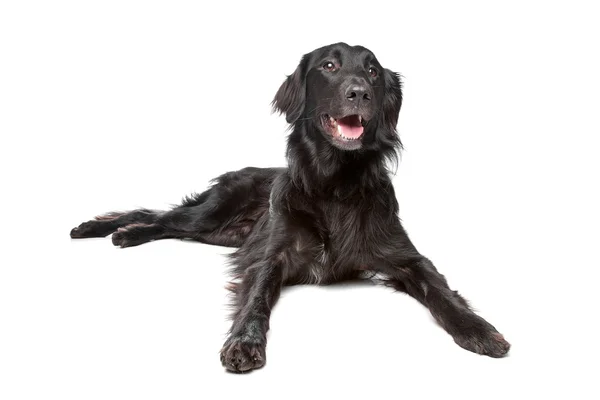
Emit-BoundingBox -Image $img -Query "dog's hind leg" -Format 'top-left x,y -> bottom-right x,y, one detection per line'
107,189 -> 269,248
70,167 -> 279,247
69,192 -> 262,248
70,209 -> 162,239
110,222 -> 188,248
107,204 -> 224,248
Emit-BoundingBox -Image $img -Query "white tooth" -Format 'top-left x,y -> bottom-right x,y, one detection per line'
337,124 -> 342,136
359,116 -> 362,123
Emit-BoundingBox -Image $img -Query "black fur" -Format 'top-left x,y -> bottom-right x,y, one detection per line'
71,43 -> 510,372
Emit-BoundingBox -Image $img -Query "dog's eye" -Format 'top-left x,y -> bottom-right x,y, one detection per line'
369,67 -> 378,78
323,62 -> 336,72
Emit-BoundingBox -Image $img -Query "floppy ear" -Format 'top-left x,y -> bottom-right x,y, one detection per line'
381,69 -> 403,131
272,56 -> 309,124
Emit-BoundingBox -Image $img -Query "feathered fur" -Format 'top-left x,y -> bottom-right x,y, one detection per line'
70,43 -> 510,373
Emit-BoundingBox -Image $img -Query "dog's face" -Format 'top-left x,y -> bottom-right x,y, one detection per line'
273,43 -> 402,151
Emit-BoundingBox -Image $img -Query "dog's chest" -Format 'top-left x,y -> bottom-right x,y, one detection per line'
317,200 -> 387,266
285,186 -> 396,283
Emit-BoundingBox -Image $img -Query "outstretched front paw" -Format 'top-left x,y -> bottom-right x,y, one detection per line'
452,315 -> 511,358
220,337 -> 266,373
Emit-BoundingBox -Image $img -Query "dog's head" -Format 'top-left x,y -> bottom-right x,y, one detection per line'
273,43 -> 402,151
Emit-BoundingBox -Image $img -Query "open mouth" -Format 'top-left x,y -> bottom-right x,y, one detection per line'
322,114 -> 366,142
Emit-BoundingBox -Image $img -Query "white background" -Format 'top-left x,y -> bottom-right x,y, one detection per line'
1,1 -> 599,399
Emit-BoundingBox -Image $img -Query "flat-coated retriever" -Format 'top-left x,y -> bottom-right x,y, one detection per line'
71,42 -> 510,372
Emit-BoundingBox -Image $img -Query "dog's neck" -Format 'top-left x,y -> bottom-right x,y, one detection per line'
286,121 -> 398,198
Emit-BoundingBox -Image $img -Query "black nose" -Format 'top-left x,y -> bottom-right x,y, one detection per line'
345,85 -> 372,101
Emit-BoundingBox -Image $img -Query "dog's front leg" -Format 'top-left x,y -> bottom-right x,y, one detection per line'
376,255 -> 511,358
220,254 -> 284,373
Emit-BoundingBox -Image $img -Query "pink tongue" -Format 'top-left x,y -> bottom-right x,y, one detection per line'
337,115 -> 364,138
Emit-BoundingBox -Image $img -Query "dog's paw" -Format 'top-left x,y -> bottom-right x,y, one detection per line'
111,224 -> 147,248
451,315 -> 510,358
110,229 -> 128,247
70,220 -> 105,238
220,337 -> 266,373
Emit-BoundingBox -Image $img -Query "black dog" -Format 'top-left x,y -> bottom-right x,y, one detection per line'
71,43 -> 510,372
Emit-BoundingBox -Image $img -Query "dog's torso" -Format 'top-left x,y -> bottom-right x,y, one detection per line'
230,169 -> 418,286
